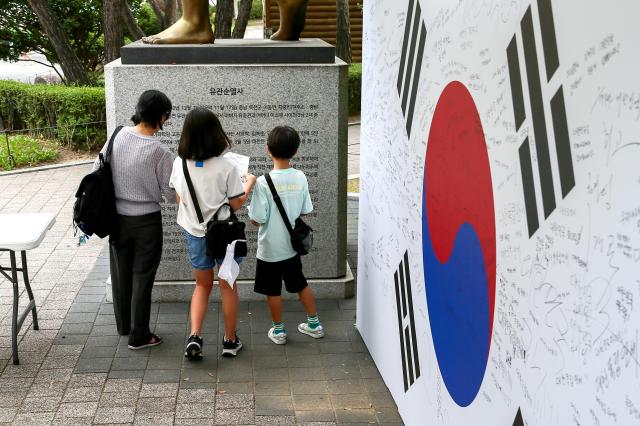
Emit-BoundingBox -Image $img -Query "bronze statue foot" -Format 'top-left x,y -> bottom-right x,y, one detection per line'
270,0 -> 309,41
142,17 -> 214,44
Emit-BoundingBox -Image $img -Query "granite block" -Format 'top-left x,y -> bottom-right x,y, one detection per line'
105,59 -> 348,284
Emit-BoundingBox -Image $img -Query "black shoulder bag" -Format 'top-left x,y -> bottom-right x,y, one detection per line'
73,126 -> 123,239
264,173 -> 313,256
182,158 -> 247,259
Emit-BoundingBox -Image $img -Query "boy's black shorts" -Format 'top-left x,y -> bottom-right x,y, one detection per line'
254,255 -> 308,296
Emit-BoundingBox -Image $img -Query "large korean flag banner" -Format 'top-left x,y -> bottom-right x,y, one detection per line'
357,1 -> 640,425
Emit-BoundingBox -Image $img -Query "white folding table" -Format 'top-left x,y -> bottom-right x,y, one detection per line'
0,213 -> 55,364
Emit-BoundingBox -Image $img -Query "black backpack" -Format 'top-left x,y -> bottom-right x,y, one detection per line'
73,126 -> 123,239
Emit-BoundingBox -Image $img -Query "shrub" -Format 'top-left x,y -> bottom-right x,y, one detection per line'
0,80 -> 106,151
250,0 -> 263,19
348,63 -> 362,116
0,134 -> 59,171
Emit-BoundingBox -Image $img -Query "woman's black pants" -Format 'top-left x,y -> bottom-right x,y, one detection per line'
109,211 -> 162,346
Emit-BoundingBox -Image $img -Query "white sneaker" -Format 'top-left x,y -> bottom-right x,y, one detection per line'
298,322 -> 325,338
268,327 -> 287,345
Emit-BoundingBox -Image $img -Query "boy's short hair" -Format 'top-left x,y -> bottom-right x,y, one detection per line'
178,107 -> 231,161
130,90 -> 172,130
267,126 -> 300,159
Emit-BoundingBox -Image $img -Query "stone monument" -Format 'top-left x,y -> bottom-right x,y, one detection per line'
105,39 -> 352,301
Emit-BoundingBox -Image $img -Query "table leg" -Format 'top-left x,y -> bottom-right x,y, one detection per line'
10,251 -> 19,365
21,251 -> 39,330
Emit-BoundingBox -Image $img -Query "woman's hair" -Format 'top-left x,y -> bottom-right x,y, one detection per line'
178,107 -> 231,161
267,126 -> 301,159
130,90 -> 172,130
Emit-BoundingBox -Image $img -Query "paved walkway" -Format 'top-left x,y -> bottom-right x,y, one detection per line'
0,159 -> 398,425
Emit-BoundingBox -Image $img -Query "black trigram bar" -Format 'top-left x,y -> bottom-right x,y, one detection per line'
521,6 -> 556,219
397,0 -> 427,137
519,138 -> 539,237
550,87 -> 575,198
394,251 -> 421,392
507,35 -> 526,131
537,0 -> 560,81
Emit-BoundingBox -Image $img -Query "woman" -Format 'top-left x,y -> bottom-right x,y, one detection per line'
169,107 -> 256,358
93,89 -> 175,350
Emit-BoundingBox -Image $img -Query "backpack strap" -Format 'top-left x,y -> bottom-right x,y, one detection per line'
99,125 -> 123,166
182,158 -> 205,224
264,173 -> 296,238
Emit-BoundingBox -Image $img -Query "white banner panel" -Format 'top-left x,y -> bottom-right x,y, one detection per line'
357,1 -> 640,425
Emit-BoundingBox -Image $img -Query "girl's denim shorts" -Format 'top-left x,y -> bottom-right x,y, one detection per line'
183,230 -> 244,270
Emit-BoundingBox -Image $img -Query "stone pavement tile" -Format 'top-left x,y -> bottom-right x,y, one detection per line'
253,367 -> 290,382
74,356 -> 112,373
368,391 -> 396,409
98,391 -> 139,408
26,381 -> 66,398
295,409 -> 337,423
255,415 -> 296,425
139,382 -> 179,398
153,323 -> 187,335
254,381 -> 290,396
108,370 -> 145,379
255,395 -> 295,416
136,397 -> 176,414
0,364 -> 39,378
375,407 -> 403,424
155,313 -> 188,324
285,343 -> 321,357
20,395 -> 62,413
59,322 -> 93,335
103,378 -> 142,393
143,369 -> 180,384
146,356 -> 183,370
327,379 -> 365,395
287,354 -> 323,368
216,382 -> 253,395
216,366 -> 252,382
114,344 -> 149,358
174,419 -> 215,426
291,380 -> 329,395
177,388 -> 216,404
12,411 -> 56,425
94,315 -> 117,325
319,342 -> 354,354
0,377 -> 33,391
215,393 -> 254,409
62,386 -> 102,403
321,353 -> 360,367
359,365 -> 383,380
0,407 -> 17,423
293,395 -> 332,411
252,355 -> 288,369
334,408 -> 376,424
86,335 -> 119,347
48,344 -> 84,357
68,372 -> 108,388
81,345 -> 117,359
41,355 -> 79,370
64,312 -> 97,324
329,394 -> 372,410
93,407 -> 136,424
90,325 -> 119,336
362,378 -> 390,395
134,413 -> 176,425
175,402 -> 216,419
35,368 -> 73,383
51,414 -> 93,425
289,367 -> 327,381
111,356 -> 148,370
326,365 -> 361,381
0,391 -> 26,408
56,401 -> 98,418
215,408 -> 255,425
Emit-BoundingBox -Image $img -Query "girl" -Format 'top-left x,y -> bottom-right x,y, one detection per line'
169,107 -> 256,358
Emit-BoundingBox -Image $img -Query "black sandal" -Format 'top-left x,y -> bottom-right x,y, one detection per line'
128,334 -> 163,350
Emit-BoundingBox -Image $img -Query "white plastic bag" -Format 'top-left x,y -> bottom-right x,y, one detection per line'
218,240 -> 245,288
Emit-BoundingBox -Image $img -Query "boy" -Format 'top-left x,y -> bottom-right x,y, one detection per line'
249,126 -> 324,344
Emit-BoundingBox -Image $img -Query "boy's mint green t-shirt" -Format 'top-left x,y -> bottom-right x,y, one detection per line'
248,168 -> 313,262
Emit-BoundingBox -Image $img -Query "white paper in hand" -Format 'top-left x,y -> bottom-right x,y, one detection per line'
224,152 -> 250,183
218,240 -> 244,288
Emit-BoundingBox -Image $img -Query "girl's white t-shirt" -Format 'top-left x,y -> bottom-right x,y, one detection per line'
169,156 -> 245,237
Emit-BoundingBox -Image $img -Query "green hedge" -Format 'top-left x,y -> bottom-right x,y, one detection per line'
348,63 -> 362,116
0,81 -> 106,151
250,0 -> 263,19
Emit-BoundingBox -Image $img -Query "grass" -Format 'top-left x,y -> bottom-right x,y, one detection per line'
0,135 -> 59,171
348,178 -> 360,193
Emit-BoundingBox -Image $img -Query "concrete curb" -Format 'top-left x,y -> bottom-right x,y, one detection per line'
0,159 -> 94,177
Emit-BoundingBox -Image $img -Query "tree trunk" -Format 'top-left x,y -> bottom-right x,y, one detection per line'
25,0 -> 91,85
148,0 -> 165,29
336,0 -> 352,64
122,0 -> 146,40
232,0 -> 252,39
215,0 -> 234,39
164,0 -> 177,27
104,0 -> 124,63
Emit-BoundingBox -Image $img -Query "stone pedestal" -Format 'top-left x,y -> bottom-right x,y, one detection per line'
105,42 -> 352,301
